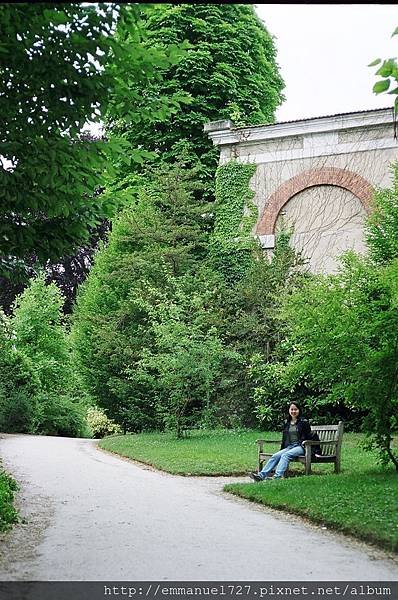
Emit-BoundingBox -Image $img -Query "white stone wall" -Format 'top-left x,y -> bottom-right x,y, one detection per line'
276,185 -> 367,274
205,109 -> 398,273
251,146 -> 397,222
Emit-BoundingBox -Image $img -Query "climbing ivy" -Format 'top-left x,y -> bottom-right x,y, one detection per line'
210,160 -> 258,282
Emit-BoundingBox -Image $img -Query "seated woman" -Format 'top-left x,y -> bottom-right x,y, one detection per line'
249,402 -> 311,481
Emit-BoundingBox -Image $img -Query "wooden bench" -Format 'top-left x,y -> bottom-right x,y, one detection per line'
256,422 -> 344,476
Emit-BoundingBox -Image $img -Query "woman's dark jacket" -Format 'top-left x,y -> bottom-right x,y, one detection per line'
280,417 -> 312,450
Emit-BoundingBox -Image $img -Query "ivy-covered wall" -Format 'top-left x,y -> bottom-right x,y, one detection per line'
210,160 -> 258,282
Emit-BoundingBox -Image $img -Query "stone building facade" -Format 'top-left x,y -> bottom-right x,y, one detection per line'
205,108 -> 398,273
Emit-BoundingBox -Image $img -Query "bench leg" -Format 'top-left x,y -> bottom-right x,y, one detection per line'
334,457 -> 341,474
305,448 -> 312,475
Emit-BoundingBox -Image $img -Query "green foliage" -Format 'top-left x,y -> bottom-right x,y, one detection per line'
104,6 -> 191,171
130,273 -> 240,438
86,407 -> 122,439
0,4 -> 115,269
34,393 -> 87,438
369,26 -> 398,112
249,359 -> 295,427
0,468 -> 19,532
227,228 -> 305,356
0,4 -> 189,278
279,253 -> 398,469
72,157 -> 305,434
248,163 -> 398,457
12,274 -> 70,390
210,161 -> 257,282
71,163 -> 211,431
11,273 -> 86,436
365,163 -> 398,264
108,4 -> 284,200
0,312 -> 39,433
208,228 -> 306,428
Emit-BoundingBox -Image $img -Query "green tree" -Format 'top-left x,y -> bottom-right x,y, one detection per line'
71,162 -> 211,429
0,3 -> 187,280
280,254 -> 398,469
72,159 -> 306,432
109,3 -> 284,199
12,274 -> 70,389
210,229 -> 306,427
366,163 -> 398,264
12,273 -> 86,436
0,312 -> 39,433
0,4 -> 114,272
369,26 -> 398,112
131,273 -> 237,437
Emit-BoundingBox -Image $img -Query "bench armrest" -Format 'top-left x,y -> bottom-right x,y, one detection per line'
256,439 -> 280,454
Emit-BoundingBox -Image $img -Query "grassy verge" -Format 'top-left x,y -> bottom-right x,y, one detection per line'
225,435 -> 398,553
99,429 -> 398,552
225,472 -> 397,553
0,468 -> 19,532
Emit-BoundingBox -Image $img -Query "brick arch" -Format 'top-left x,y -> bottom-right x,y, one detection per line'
256,167 -> 374,235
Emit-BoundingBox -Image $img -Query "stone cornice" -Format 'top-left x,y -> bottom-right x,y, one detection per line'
204,108 -> 396,147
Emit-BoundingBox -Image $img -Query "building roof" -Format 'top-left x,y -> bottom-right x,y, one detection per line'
233,107 -> 395,131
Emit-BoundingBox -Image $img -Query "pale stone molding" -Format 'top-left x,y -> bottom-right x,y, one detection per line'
256,234 -> 275,249
205,108 -> 397,164
224,136 -> 397,165
205,108 -> 395,147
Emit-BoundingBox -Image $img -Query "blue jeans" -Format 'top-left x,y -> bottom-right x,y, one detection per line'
259,443 -> 304,479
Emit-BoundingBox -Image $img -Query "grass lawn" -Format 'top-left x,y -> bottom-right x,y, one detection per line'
99,429 -> 263,475
99,429 -> 398,552
0,467 -> 19,532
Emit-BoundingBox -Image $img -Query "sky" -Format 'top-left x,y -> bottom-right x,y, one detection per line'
255,4 -> 398,123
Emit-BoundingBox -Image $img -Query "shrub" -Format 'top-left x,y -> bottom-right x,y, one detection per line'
12,273 -> 71,394
86,407 -> 123,439
10,274 -> 88,437
0,468 -> 19,532
0,312 -> 39,433
35,393 -> 88,438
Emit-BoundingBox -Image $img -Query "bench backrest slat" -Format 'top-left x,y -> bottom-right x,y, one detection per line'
313,425 -> 338,456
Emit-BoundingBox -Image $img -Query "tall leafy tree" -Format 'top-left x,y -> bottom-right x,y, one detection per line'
136,274 -> 238,438
208,231 -> 306,428
12,274 -> 71,391
0,3 -> 187,283
71,162 -> 211,430
0,312 -> 39,433
12,273 -> 87,436
109,3 -> 285,199
280,254 -> 398,469
0,4 -> 114,272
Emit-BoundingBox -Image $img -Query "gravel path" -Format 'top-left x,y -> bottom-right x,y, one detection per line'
0,434 -> 397,581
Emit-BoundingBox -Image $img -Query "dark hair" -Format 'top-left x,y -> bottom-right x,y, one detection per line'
287,402 -> 301,421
